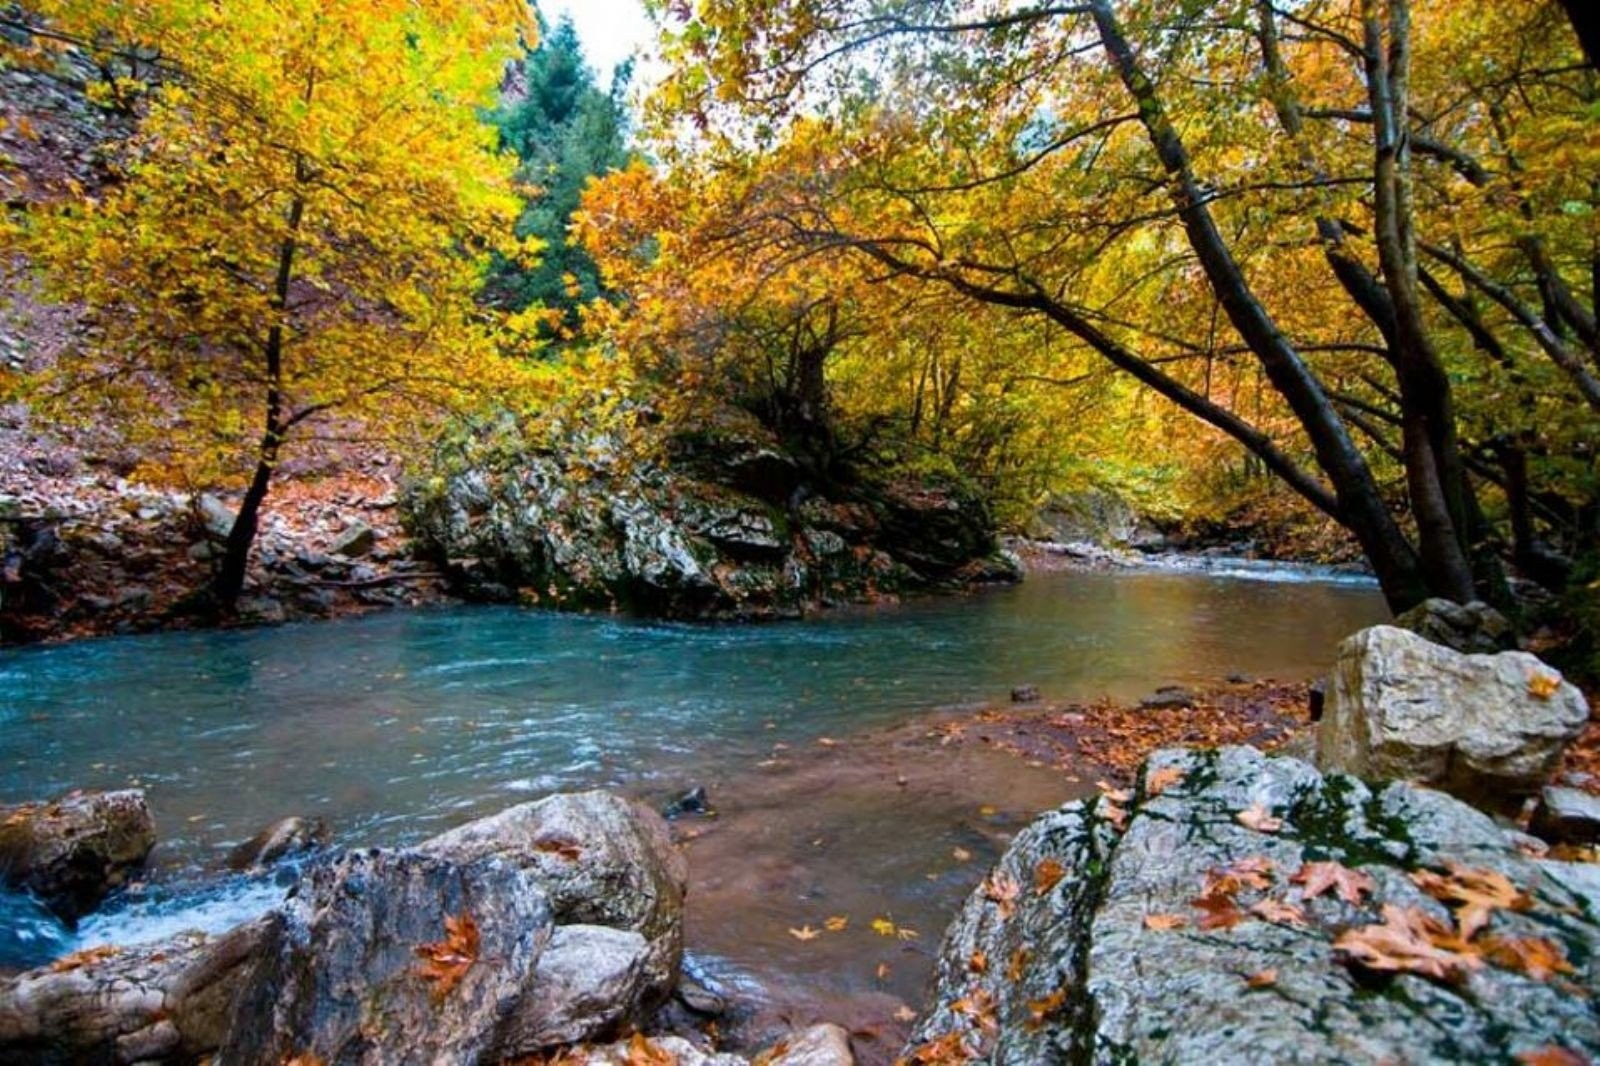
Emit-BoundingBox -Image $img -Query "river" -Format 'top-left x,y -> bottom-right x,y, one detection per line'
0,563 -> 1386,1049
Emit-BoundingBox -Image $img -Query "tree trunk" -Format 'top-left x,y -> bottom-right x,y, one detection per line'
1088,0 -> 1428,611
212,189 -> 306,610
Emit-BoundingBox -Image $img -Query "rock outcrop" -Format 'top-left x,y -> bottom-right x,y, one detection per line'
403,411 -> 1018,620
0,790 -> 155,921
1316,625 -> 1588,805
911,746 -> 1600,1065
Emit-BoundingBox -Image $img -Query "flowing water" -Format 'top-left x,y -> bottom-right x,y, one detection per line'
0,564 -> 1386,1043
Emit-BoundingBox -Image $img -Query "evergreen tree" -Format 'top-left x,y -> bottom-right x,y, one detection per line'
487,13 -> 631,334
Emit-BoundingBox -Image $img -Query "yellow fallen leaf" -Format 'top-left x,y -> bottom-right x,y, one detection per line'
871,917 -> 898,937
824,915 -> 849,932
1527,671 -> 1562,699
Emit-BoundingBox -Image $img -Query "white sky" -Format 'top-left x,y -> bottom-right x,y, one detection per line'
539,0 -> 657,83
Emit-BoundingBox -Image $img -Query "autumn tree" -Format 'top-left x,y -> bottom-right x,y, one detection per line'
629,0 -> 1598,613
1,0 -> 542,609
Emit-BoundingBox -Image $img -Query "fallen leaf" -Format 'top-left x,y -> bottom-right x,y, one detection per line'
877,961 -> 892,981
1481,935 -> 1576,981
1236,803 -> 1284,833
897,925 -> 921,941
622,1032 -> 677,1066
1007,947 -> 1032,981
893,1005 -> 918,1023
1527,671 -> 1563,700
1411,862 -> 1532,939
872,917 -> 898,937
969,950 -> 989,973
1146,765 -> 1185,796
1249,898 -> 1308,927
1333,904 -> 1483,983
48,944 -> 123,973
952,846 -> 974,862
983,871 -> 1023,918
533,837 -> 583,862
1143,912 -> 1188,931
1101,802 -> 1129,831
1246,968 -> 1278,988
1291,861 -> 1375,905
1191,891 -> 1247,931
1025,987 -> 1067,1029
414,911 -> 480,1000
1205,856 -> 1275,895
824,915 -> 849,932
788,924 -> 821,941
818,737 -> 839,747
1034,858 -> 1066,895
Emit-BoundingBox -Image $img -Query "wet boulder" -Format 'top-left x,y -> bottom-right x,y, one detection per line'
0,790 -> 155,921
1317,625 -> 1588,805
910,746 -> 1600,1065
225,815 -> 329,871
0,918 -> 272,1065
422,790 -> 688,1012
221,849 -> 551,1065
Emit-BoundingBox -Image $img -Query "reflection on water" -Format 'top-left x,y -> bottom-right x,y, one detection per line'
1,568 -> 1385,870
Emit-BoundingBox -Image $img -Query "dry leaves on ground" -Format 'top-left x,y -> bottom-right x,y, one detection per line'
1291,861 -> 1375,905
1235,803 -> 1284,833
1333,904 -> 1483,982
1411,863 -> 1532,940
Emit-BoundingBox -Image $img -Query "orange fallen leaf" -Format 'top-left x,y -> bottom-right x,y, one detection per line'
48,944 -> 123,973
1192,891 -> 1247,931
1007,947 -> 1032,981
969,950 -> 989,973
1025,987 -> 1067,1030
1034,858 -> 1066,895
533,837 -> 583,862
414,911 -> 480,1000
1411,862 -> 1532,940
1146,765 -> 1185,796
1334,904 -> 1483,983
1481,935 -> 1576,981
1249,898 -> 1308,927
983,871 -> 1023,918
622,1033 -> 677,1066
1246,968 -> 1278,989
1235,803 -> 1284,833
824,915 -> 849,932
1205,856 -> 1275,895
1291,861 -> 1374,905
1144,912 -> 1188,931
1527,671 -> 1563,700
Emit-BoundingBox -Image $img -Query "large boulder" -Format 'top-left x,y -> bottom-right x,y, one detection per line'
403,412 -> 1014,619
220,849 -> 551,1065
1393,597 -> 1516,655
1317,625 -> 1588,804
421,790 -> 687,1020
0,918 -> 272,1065
910,746 -> 1600,1065
0,790 -> 155,921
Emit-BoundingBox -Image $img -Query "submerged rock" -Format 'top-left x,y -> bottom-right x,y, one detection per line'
911,746 -> 1600,1065
0,790 -> 155,921
1317,625 -> 1588,805
224,815 -> 329,872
